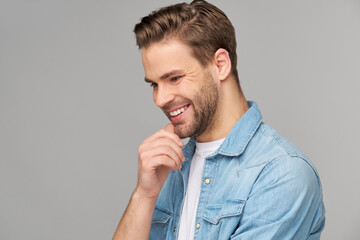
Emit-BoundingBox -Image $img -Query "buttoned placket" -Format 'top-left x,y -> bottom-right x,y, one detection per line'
193,154 -> 218,240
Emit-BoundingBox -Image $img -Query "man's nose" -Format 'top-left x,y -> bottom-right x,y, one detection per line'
154,85 -> 175,108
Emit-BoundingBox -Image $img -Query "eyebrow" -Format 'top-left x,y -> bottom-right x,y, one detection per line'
144,70 -> 184,83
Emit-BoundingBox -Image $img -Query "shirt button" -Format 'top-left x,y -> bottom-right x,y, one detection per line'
196,223 -> 200,229
173,227 -> 176,232
205,178 -> 210,184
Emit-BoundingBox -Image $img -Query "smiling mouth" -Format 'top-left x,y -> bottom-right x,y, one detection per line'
169,105 -> 189,117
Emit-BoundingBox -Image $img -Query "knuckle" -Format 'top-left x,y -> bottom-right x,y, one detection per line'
141,156 -> 152,167
141,161 -> 149,170
138,142 -> 150,154
138,144 -> 145,153
139,151 -> 147,160
139,158 -> 146,167
165,145 -> 173,153
158,145 -> 168,154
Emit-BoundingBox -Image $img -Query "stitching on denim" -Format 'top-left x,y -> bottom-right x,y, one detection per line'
293,156 -> 322,186
258,125 -> 297,157
219,120 -> 263,156
240,120 -> 263,153
258,127 -> 321,184
152,207 -> 173,224
203,201 -> 246,225
203,157 -> 220,211
154,206 -> 173,216
258,157 -> 280,175
245,156 -> 285,199
255,128 -> 320,182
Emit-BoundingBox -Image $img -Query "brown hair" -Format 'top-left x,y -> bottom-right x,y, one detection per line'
134,0 -> 239,82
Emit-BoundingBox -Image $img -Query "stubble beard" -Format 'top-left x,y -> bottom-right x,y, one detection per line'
174,72 -> 219,139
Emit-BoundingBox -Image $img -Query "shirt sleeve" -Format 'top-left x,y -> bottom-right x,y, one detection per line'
231,156 -> 325,240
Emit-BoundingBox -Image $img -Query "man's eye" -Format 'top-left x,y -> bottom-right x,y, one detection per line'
170,75 -> 183,82
150,83 -> 158,88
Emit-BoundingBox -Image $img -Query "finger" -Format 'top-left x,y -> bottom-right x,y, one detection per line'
140,141 -> 184,169
144,128 -> 183,147
165,124 -> 184,147
145,137 -> 185,163
141,155 -> 179,172
144,144 -> 183,169
165,123 -> 174,133
152,155 -> 180,172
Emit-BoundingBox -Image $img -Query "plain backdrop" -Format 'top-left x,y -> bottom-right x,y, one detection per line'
1,0 -> 359,239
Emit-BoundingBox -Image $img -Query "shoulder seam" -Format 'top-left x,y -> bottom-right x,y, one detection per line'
258,125 -> 297,157
259,155 -> 321,187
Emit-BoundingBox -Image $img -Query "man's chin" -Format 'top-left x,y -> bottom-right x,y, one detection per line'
173,124 -> 193,139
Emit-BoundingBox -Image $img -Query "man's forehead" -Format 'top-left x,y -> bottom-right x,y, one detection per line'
141,40 -> 197,79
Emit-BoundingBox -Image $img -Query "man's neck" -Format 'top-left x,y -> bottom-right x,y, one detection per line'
196,79 -> 249,143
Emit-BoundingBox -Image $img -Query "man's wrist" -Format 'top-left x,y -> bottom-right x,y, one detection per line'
132,188 -> 158,204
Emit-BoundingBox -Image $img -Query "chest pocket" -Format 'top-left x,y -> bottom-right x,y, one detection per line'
201,200 -> 245,239
150,207 -> 173,240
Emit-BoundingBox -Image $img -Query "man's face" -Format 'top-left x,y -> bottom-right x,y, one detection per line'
142,40 -> 219,139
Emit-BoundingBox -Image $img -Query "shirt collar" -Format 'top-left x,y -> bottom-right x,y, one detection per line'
217,101 -> 263,156
182,101 -> 263,159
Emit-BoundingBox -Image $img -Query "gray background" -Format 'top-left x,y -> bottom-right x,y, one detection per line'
1,0 -> 359,239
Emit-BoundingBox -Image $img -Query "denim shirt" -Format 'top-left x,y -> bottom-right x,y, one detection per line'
150,101 -> 325,240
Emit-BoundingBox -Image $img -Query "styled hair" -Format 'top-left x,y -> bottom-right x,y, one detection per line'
134,0 -> 239,82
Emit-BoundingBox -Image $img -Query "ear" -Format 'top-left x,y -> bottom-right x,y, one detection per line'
213,48 -> 232,81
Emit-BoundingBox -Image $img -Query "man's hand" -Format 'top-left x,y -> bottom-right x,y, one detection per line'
112,124 -> 184,240
135,123 -> 185,200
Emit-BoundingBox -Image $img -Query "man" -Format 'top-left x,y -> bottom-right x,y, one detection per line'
113,1 -> 325,239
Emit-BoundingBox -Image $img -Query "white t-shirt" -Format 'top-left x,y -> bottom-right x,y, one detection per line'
177,138 -> 225,240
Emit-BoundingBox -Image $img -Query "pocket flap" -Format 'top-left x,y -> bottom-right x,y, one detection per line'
152,207 -> 173,224
202,200 -> 245,225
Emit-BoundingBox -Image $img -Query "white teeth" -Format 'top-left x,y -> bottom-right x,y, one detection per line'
170,106 -> 188,117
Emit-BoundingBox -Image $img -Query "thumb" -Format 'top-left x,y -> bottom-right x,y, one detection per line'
165,123 -> 175,133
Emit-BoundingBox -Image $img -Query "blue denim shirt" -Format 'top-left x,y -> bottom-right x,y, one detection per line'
150,101 -> 325,240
